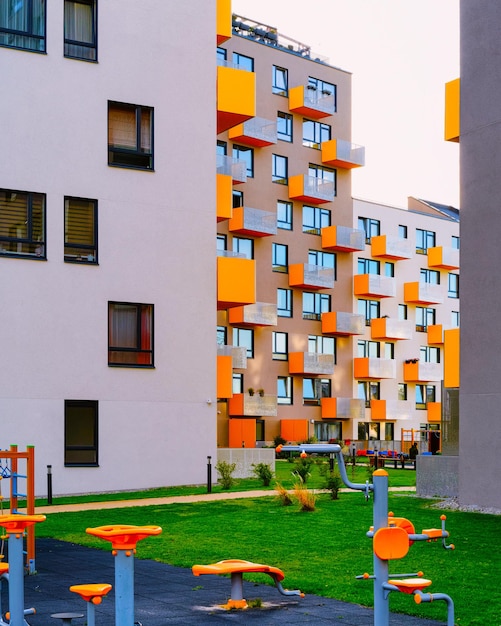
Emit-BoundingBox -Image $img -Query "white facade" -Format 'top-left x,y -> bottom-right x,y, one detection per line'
0,1 -> 217,495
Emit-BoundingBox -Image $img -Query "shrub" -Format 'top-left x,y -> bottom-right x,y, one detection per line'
293,481 -> 316,512
321,468 -> 343,500
292,456 -> 313,483
275,482 -> 293,506
251,462 -> 274,486
215,460 -> 236,489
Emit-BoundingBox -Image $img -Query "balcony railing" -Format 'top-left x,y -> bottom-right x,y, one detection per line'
228,116 -> 277,147
229,206 -> 277,237
321,397 -> 365,420
289,263 -> 335,290
427,246 -> 460,270
289,174 -> 335,204
404,282 -> 444,305
354,274 -> 396,298
354,357 -> 396,379
228,302 -> 278,327
216,154 -> 247,184
321,138 -> 365,169
217,345 -> 248,369
403,361 -> 442,382
371,318 -> 413,341
321,311 -> 365,336
289,84 -> 336,118
321,225 -> 365,252
228,393 -> 278,417
289,352 -> 335,375
371,235 -> 413,260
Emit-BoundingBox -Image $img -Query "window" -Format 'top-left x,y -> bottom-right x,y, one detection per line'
357,340 -> 380,358
233,52 -> 253,71
217,325 -> 227,345
416,228 -> 436,254
420,346 -> 440,363
64,400 -> 98,466
232,373 -> 243,394
308,163 -> 336,192
256,419 -> 265,442
398,383 -> 407,401
420,268 -> 440,284
358,422 -> 381,440
303,119 -> 331,149
233,327 -> 254,358
108,302 -> 154,367
216,234 -> 227,253
277,200 -> 292,230
357,382 -> 380,408
385,262 -> 394,277
302,205 -> 330,235
415,307 -> 436,332
451,235 -> 460,250
272,332 -> 288,360
358,258 -> 380,275
216,140 -> 227,156
272,65 -> 288,95
0,0 -> 45,52
233,145 -> 253,177
303,378 -> 331,405
0,189 -> 45,259
448,273 -> 459,298
64,0 -> 97,61
64,196 -> 97,263
308,77 -> 336,111
358,299 -> 380,325
277,288 -> 293,318
272,243 -> 288,272
277,112 -> 293,142
358,217 -> 380,243
302,292 -> 330,320
398,304 -> 408,320
272,154 -> 288,184
216,47 -> 227,64
233,236 -> 253,259
416,384 -> 435,409
384,343 -> 395,360
233,190 -> 243,208
308,249 -> 336,278
308,335 -> 335,360
399,225 -> 408,239
451,311 -> 460,327
108,102 -> 153,170
277,376 -> 292,404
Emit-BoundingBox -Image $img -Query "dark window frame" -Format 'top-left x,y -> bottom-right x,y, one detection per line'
272,65 -> 288,96
64,399 -> 98,467
108,301 -> 154,367
277,111 -> 293,142
0,188 -> 46,260
277,200 -> 292,230
0,0 -> 46,53
277,288 -> 293,318
64,196 -> 98,264
64,0 -> 97,62
108,101 -> 154,170
272,153 -> 288,184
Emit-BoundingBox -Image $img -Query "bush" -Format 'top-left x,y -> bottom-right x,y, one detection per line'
251,462 -> 274,486
321,467 -> 343,500
293,481 -> 316,511
275,482 -> 293,506
292,456 -> 313,483
215,460 -> 236,489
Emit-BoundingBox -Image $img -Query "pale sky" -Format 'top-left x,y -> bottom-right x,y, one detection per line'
232,0 -> 460,209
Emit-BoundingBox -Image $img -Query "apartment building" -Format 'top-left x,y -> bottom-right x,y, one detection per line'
0,1 -> 217,495
216,11 -> 460,452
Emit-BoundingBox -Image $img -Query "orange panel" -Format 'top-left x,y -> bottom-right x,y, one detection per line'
217,174 -> 233,222
288,352 -> 304,374
371,399 -> 386,420
354,357 -> 369,379
288,263 -> 304,287
444,78 -> 460,143
217,355 -> 233,399
216,0 -> 232,45
217,256 -> 256,309
427,402 -> 442,423
444,327 -> 460,388
217,66 -> 256,133
228,393 -> 244,416
229,418 -> 256,448
427,324 -> 444,345
280,419 -> 308,443
320,397 -> 337,418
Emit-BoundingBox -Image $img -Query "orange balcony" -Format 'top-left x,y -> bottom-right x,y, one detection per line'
354,357 -> 396,379
217,65 -> 256,134
321,139 -> 365,169
371,235 -> 413,260
289,352 -> 335,376
216,173 -> 232,222
288,174 -> 335,204
404,282 -> 444,305
289,263 -> 335,290
228,393 -> 278,417
217,256 -> 256,310
321,225 -> 365,252
427,402 -> 442,423
427,246 -> 460,270
216,0 -> 231,44
217,355 -> 233,399
289,84 -> 335,119
427,324 -> 444,345
228,302 -> 277,327
216,154 -> 247,184
217,345 -> 248,369
229,418 -> 256,448
371,318 -> 413,341
403,361 -> 442,382
229,206 -> 277,237
321,397 -> 365,420
444,78 -> 460,143
444,327 -> 460,388
321,311 -> 365,336
228,117 -> 277,147
354,274 -> 396,298
371,399 -> 387,420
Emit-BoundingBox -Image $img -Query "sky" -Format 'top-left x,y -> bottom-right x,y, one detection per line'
232,0 -> 460,209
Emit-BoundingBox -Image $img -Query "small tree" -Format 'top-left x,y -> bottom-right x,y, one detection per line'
215,460 -> 236,489
321,467 -> 343,500
251,462 -> 274,486
292,455 -> 313,483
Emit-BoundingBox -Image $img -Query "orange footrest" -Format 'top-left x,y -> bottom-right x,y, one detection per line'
388,578 -> 432,594
70,583 -> 112,604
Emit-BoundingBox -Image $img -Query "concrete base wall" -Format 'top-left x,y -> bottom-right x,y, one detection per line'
416,455 -> 459,498
217,449 -> 275,479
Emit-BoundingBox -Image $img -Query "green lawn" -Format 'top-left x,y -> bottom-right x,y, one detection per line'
34,475 -> 499,625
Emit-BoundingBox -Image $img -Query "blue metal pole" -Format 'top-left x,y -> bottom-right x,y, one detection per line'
7,531 -> 25,626
87,601 -> 96,626
372,470 -> 389,626
114,549 -> 135,626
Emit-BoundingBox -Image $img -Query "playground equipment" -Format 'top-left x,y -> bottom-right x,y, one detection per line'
68,583 -> 112,626
192,559 -> 304,609
0,514 -> 46,626
86,524 -> 162,626
276,444 -> 455,626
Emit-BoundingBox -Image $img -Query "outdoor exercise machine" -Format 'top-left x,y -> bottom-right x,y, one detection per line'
85,524 -> 162,626
276,443 -> 455,626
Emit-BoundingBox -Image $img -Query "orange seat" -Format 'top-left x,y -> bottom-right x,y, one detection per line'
0,563 -> 8,575
373,526 -> 410,560
388,577 -> 432,594
193,559 -> 285,581
70,583 -> 112,604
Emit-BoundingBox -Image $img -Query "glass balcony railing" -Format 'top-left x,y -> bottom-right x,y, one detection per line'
228,116 -> 277,147
228,302 -> 278,326
217,345 -> 248,369
289,174 -> 335,204
371,235 -> 413,260
321,138 -> 365,169
371,318 -> 413,341
321,225 -> 365,252
289,263 -> 335,289
289,352 -> 335,375
354,357 -> 396,379
229,206 -> 277,236
354,274 -> 396,298
216,154 -> 247,183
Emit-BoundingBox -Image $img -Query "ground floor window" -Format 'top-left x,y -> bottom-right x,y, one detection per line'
358,422 -> 380,441
314,421 -> 341,442
64,400 -> 98,466
256,419 -> 265,442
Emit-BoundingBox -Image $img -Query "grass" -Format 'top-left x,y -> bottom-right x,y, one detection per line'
30,467 -> 499,626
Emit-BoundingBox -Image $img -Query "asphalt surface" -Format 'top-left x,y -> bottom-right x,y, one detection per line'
1,538 -> 447,625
